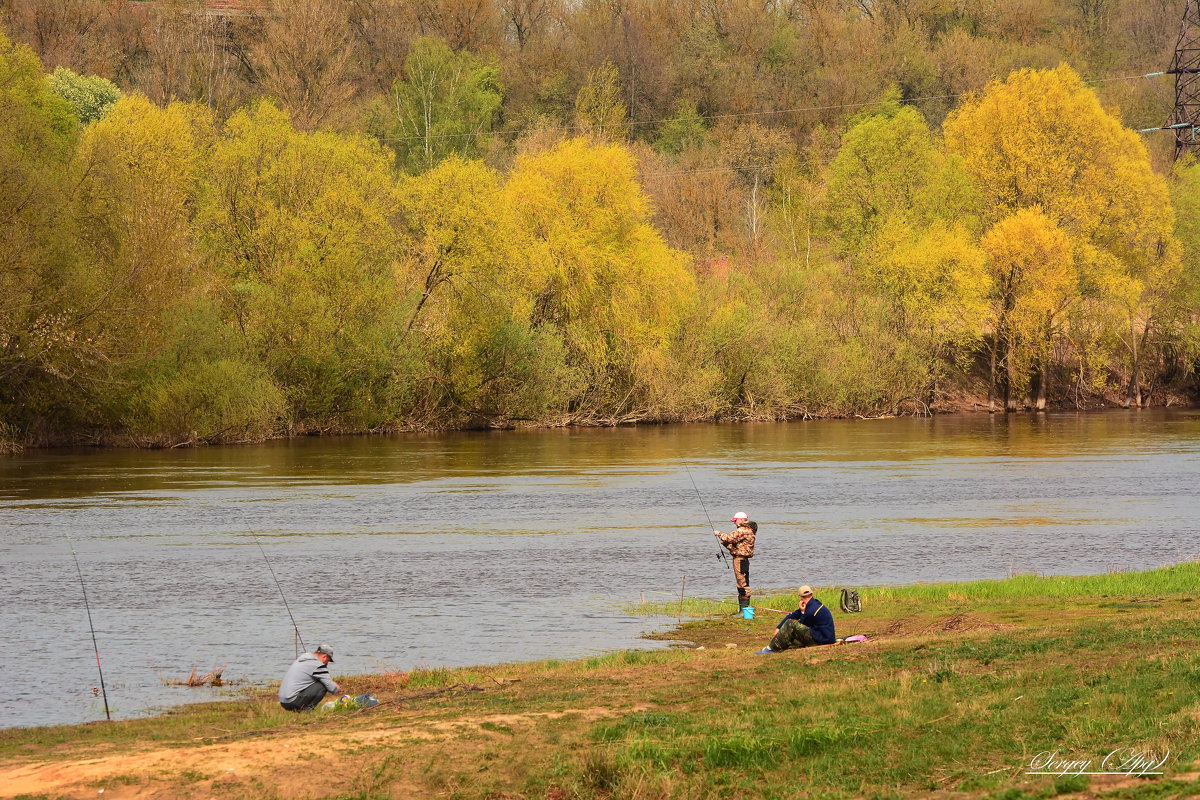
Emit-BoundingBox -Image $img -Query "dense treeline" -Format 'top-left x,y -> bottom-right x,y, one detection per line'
1,1 -> 1198,448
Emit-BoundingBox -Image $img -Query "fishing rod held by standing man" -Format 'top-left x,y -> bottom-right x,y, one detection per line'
681,462 -> 730,569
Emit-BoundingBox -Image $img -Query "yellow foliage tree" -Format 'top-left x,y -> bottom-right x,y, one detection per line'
979,207 -> 1076,411
75,95 -> 202,346
504,137 -> 696,420
196,102 -> 407,428
824,102 -> 986,407
828,103 -> 979,255
396,156 -> 574,420
574,62 -> 628,141
75,95 -> 287,442
865,217 -> 990,377
944,65 -> 1179,406
0,31 -> 79,434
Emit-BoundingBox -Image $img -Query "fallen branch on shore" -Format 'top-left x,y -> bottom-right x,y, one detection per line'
397,683 -> 486,702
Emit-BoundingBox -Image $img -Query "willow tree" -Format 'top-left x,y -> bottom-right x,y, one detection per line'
71,95 -> 282,443
827,102 -> 978,256
504,137 -> 697,421
574,61 -> 628,141
396,156 -> 574,422
0,31 -> 79,438
944,65 -> 1179,407
74,96 -> 203,431
979,208 -> 1076,411
824,102 -> 986,406
196,102 -> 407,429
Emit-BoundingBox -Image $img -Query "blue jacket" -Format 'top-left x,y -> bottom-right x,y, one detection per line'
777,597 -> 836,645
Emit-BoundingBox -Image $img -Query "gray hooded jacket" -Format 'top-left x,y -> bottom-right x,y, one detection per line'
278,653 -> 339,703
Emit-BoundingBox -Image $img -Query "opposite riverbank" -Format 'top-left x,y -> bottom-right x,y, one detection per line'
6,391 -> 1197,454
3,565 -> 1199,799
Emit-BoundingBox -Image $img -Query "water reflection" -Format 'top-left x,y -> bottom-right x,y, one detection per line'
1,409 -> 1198,728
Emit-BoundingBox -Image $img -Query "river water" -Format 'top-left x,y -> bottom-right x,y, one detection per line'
1,410 -> 1198,729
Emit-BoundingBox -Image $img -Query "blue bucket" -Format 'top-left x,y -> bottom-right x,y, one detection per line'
742,606 -> 755,620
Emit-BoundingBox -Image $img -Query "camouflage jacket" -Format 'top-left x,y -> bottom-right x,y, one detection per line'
717,523 -> 755,558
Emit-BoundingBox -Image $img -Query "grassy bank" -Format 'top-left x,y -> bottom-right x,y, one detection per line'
3,566 -> 1199,800
633,562 -> 1200,618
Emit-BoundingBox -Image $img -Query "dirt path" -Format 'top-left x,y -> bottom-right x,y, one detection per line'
0,705 -> 629,799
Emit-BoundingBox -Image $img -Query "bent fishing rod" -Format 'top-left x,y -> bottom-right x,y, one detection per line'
682,462 -> 730,570
64,533 -> 111,721
251,530 -> 307,656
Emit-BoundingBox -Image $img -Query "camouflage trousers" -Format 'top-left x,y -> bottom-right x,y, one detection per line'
769,618 -> 818,652
733,556 -> 751,601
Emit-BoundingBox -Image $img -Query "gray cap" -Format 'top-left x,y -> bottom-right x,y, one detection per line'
314,643 -> 335,662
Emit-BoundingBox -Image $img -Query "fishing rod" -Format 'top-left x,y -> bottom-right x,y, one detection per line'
64,533 -> 111,721
251,531 -> 306,656
682,461 -> 730,570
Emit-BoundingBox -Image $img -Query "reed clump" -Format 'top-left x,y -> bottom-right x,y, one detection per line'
165,665 -> 227,687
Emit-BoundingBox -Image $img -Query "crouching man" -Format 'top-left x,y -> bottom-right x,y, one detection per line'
757,586 -> 835,654
279,643 -> 341,711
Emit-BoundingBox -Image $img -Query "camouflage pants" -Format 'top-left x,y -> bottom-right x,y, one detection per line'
733,556 -> 751,601
769,618 -> 818,651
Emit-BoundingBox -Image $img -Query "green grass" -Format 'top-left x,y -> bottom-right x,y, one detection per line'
4,564 -> 1200,800
580,650 -> 684,670
631,561 -> 1200,617
559,611 -> 1200,798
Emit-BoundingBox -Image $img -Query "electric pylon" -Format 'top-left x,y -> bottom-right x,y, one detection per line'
1167,0 -> 1200,160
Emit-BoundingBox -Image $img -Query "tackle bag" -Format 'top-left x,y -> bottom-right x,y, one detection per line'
839,587 -> 862,613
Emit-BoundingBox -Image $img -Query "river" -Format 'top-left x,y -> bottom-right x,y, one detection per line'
1,409 -> 1197,729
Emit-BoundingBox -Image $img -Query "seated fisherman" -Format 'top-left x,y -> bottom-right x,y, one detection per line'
279,643 -> 341,711
756,585 -> 835,653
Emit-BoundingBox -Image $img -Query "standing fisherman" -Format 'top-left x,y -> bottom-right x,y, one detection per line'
714,512 -> 756,612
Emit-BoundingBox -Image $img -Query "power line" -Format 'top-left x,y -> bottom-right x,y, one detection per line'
371,68 -> 1172,145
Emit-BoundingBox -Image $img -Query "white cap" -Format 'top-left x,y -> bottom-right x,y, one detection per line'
730,511 -> 748,521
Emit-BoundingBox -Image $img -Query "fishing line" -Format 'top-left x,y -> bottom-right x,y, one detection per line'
64,533 -> 111,721
682,461 -> 731,570
251,531 -> 306,655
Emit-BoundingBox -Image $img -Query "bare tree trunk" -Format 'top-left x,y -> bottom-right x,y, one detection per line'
1126,365 -> 1142,408
1004,336 -> 1017,412
1034,356 -> 1046,411
747,172 -> 760,255
988,336 -> 998,413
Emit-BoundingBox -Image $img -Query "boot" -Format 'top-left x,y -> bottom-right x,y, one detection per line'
738,596 -> 750,611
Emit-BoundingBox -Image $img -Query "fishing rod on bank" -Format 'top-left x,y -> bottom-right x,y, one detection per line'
250,529 -> 307,658
682,462 -> 730,570
63,532 -> 111,721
